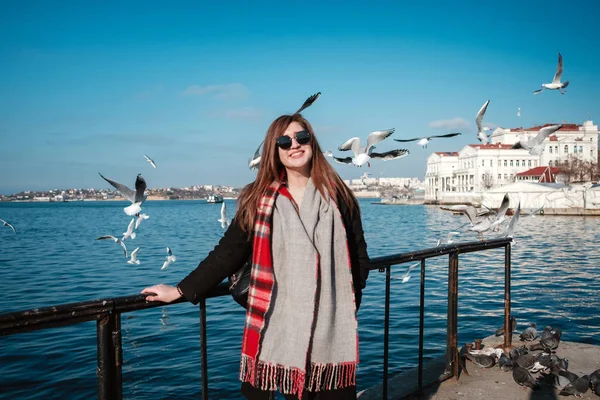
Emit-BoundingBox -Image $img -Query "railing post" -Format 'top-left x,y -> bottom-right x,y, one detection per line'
445,252 -> 459,377
418,259 -> 426,391
199,298 -> 209,400
97,313 -> 115,400
382,265 -> 391,400
112,313 -> 123,400
503,243 -> 512,348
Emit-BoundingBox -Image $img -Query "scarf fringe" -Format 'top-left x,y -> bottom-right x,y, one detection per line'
240,355 -> 356,397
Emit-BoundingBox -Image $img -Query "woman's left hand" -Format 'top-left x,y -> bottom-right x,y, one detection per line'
141,284 -> 182,303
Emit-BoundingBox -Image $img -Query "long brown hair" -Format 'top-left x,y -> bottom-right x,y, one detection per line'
236,114 -> 359,233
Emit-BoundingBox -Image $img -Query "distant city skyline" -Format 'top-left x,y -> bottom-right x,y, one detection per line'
1,1 -> 599,194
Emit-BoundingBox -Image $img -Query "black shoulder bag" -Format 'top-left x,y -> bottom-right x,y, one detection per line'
228,258 -> 252,309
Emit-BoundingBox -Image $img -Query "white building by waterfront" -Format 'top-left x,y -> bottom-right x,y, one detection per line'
425,120 -> 599,203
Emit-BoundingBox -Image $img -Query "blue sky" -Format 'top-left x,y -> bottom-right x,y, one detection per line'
1,0 -> 599,194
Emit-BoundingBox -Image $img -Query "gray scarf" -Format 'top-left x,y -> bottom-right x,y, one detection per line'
258,178 -> 358,394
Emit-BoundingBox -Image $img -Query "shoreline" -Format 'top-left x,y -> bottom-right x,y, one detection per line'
2,197 -> 240,203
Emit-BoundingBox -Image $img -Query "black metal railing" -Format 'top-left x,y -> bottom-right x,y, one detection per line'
367,237 -> 513,398
0,237 -> 512,400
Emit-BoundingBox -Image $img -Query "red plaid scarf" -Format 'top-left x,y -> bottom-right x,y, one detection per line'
239,180 -> 357,398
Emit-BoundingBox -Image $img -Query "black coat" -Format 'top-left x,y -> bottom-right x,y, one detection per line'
177,198 -> 371,309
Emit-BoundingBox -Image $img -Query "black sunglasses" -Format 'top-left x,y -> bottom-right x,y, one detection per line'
276,130 -> 311,150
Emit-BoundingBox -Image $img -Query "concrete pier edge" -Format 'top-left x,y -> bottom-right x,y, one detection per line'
358,333 -> 600,400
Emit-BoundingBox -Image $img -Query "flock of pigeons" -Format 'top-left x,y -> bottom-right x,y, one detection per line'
461,321 -> 600,397
94,156 -> 176,270
246,52 -> 569,172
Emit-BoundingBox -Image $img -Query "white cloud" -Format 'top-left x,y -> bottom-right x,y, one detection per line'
182,83 -> 249,101
429,117 -> 471,131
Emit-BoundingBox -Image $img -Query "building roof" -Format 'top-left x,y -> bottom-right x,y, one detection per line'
516,166 -> 560,176
468,143 -> 514,150
516,166 -> 560,183
434,151 -> 459,157
509,123 -> 581,132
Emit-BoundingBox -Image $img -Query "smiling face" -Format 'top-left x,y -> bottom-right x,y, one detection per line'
277,121 -> 313,176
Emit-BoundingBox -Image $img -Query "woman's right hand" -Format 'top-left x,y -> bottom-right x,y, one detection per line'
141,284 -> 182,303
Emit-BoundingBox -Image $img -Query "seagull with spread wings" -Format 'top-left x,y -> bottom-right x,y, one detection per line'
512,124 -> 563,155
128,247 -> 141,265
503,201 -> 521,241
96,235 -> 128,258
134,213 -> 149,229
143,154 -> 157,168
161,247 -> 177,270
533,52 -> 569,95
0,218 -> 17,235
336,128 -> 407,167
392,261 -> 420,283
489,194 -> 510,231
393,132 -> 461,148
99,173 -> 147,216
333,148 -> 409,167
295,92 -> 321,114
437,231 -> 460,246
476,100 -> 491,144
218,202 -> 230,229
122,218 -> 137,241
248,140 -> 263,170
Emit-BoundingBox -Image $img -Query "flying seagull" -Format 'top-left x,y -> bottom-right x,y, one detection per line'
295,92 -> 321,114
392,261 -> 420,283
503,201 -> 521,240
476,100 -> 491,144
143,154 -> 157,168
218,202 -> 230,229
337,128 -> 398,167
469,217 -> 492,240
127,247 -> 140,265
517,108 -> 521,117
99,173 -> 147,216
122,218 -> 137,241
96,235 -> 128,258
533,52 -> 569,95
248,140 -> 263,170
436,231 -> 460,246
161,247 -> 176,270
489,193 -> 510,231
134,213 -> 149,229
333,149 -> 409,166
394,132 -> 461,148
0,218 -> 17,235
512,124 -> 562,155
527,205 -> 544,218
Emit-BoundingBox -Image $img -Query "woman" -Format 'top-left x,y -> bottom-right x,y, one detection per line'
142,113 -> 370,399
